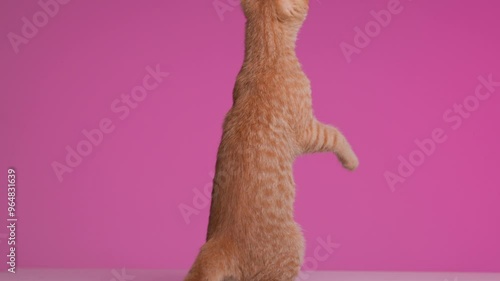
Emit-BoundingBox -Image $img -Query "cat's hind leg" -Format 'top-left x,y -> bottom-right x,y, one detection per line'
184,239 -> 237,281
300,120 -> 359,170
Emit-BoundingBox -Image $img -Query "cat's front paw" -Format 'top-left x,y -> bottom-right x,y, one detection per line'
339,151 -> 359,171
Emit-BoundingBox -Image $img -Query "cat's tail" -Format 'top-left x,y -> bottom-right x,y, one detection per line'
184,238 -> 237,281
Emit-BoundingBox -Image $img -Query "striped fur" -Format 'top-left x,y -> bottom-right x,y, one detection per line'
184,1 -> 358,280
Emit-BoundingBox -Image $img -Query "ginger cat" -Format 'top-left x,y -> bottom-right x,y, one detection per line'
184,0 -> 358,280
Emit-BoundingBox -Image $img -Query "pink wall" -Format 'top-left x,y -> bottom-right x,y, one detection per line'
1,0 -> 499,272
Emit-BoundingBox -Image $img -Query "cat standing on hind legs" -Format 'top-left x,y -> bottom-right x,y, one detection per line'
184,0 -> 359,280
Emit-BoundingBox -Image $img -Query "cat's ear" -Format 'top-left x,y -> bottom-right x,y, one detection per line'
275,0 -> 309,19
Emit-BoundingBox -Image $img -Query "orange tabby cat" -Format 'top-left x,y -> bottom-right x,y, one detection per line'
184,0 -> 358,280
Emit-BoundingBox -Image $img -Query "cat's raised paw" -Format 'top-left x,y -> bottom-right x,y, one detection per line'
341,155 -> 359,171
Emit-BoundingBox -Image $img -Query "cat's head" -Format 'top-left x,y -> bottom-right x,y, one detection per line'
241,0 -> 309,25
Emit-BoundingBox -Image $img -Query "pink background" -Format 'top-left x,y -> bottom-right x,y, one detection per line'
1,0 -> 500,273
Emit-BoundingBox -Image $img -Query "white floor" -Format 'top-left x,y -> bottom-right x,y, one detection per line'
0,269 -> 499,281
